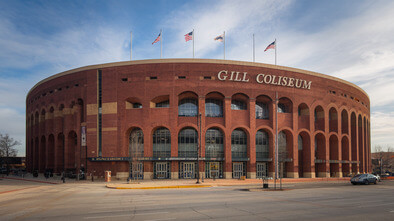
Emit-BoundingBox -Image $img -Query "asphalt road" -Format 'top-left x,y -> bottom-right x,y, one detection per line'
1,178 -> 394,221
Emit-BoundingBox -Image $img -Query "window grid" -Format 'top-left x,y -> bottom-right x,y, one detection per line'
256,130 -> 269,159
205,128 -> 224,158
156,100 -> 169,108
256,102 -> 269,119
153,128 -> 171,158
231,129 -> 247,159
178,128 -> 198,158
231,100 -> 247,110
178,98 -> 198,117
205,99 -> 223,117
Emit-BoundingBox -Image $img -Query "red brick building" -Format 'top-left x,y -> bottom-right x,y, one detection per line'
26,59 -> 371,179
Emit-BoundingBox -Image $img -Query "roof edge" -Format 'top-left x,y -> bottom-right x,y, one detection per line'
27,58 -> 369,100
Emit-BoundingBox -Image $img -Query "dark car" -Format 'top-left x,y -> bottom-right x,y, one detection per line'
350,174 -> 378,185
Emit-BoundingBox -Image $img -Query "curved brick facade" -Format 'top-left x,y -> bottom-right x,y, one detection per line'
26,59 -> 371,179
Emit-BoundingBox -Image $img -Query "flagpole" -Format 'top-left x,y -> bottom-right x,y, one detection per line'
275,38 -> 277,65
193,29 -> 195,58
160,29 -> 163,59
130,31 -> 133,61
253,34 -> 255,62
223,31 -> 226,60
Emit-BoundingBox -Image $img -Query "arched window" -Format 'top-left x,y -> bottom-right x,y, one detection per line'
129,128 -> 144,158
205,128 -> 224,158
231,100 -> 246,110
153,127 -> 171,157
298,135 -> 303,150
278,103 -> 287,113
278,131 -> 287,160
231,129 -> 247,159
256,102 -> 269,119
178,128 -> 198,157
178,98 -> 198,116
256,130 -> 269,159
205,99 -> 223,117
156,100 -> 169,107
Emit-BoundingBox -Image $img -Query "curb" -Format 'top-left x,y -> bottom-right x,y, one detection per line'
106,184 -> 212,189
2,177 -> 59,185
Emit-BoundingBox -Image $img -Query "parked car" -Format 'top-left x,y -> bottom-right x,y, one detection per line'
350,173 -> 378,185
373,174 -> 381,182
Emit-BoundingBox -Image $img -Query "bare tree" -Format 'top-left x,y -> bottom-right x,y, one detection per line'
373,145 -> 393,174
0,133 -> 21,174
128,129 -> 143,182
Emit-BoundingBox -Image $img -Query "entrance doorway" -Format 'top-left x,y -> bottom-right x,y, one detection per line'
154,162 -> 170,179
180,162 -> 195,179
256,162 -> 268,178
232,162 -> 245,179
130,162 -> 143,180
205,162 -> 222,179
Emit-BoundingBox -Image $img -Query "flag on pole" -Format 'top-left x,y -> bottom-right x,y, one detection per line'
214,34 -> 224,42
185,31 -> 193,42
152,32 -> 161,44
264,40 -> 276,51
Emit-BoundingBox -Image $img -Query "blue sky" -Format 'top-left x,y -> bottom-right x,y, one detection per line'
1,0 -> 394,156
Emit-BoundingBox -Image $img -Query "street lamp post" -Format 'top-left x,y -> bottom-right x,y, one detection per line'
196,113 -> 202,184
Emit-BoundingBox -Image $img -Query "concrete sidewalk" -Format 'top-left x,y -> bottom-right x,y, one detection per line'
105,177 -> 351,189
1,174 -> 351,190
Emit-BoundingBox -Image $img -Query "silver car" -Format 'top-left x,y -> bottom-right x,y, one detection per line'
350,174 -> 377,185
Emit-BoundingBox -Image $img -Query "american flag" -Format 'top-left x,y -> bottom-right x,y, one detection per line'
152,33 -> 161,44
184,31 -> 193,42
264,40 -> 276,51
214,34 -> 224,42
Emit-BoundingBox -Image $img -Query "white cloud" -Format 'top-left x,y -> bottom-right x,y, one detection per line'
371,111 -> 394,149
0,107 -> 25,156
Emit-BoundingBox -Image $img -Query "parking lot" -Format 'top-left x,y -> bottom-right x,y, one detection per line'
1,177 -> 394,220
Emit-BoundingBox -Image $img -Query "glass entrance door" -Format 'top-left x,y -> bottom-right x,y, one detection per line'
130,162 -> 144,180
205,162 -> 223,179
256,162 -> 268,178
232,162 -> 244,179
181,162 -> 195,179
155,162 -> 169,179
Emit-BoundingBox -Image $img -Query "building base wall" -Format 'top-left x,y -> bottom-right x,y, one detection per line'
116,172 -> 128,180
144,172 -> 153,180
247,172 -> 256,179
318,172 -> 330,177
171,172 -> 179,179
224,172 -> 232,179
303,172 -> 315,178
287,172 -> 299,178
331,172 -> 343,177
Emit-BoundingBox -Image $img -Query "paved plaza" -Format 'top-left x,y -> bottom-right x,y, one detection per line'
1,175 -> 394,220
